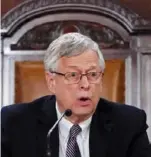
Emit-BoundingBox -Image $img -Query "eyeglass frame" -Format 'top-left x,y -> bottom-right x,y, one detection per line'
49,70 -> 104,84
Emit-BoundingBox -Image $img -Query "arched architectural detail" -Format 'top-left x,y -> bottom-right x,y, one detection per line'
1,0 -> 151,35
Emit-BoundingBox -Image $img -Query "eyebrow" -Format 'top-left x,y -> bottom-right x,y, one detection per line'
66,65 -> 98,71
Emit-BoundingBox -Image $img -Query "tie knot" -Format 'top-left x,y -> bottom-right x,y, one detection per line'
69,124 -> 82,138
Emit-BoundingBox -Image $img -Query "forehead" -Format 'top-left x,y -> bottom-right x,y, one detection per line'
58,50 -> 100,70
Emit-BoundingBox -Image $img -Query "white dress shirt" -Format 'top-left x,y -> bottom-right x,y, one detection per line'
56,103 -> 92,157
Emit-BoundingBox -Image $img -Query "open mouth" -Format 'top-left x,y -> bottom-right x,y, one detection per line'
79,97 -> 90,101
76,97 -> 92,106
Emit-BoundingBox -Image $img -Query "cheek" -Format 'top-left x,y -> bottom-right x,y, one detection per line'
91,84 -> 102,101
54,81 -> 76,98
94,82 -> 102,92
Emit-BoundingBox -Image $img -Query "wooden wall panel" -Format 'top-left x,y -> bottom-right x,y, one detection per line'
15,61 -> 50,103
15,59 -> 125,104
101,59 -> 125,103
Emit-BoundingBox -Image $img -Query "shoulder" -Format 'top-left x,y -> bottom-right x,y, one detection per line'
98,98 -> 146,117
98,98 -> 147,130
1,95 -> 53,122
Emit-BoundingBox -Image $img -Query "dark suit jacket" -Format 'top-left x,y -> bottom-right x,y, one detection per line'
1,95 -> 151,157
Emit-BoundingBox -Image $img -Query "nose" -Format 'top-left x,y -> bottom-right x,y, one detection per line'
79,75 -> 90,89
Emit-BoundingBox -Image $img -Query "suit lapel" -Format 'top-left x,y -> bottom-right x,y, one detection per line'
35,95 -> 59,157
34,96 -> 114,157
89,98 -> 114,157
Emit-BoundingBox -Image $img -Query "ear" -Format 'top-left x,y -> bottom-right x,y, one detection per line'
45,71 -> 56,94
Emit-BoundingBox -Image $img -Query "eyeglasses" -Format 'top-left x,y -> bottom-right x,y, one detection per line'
50,71 -> 103,84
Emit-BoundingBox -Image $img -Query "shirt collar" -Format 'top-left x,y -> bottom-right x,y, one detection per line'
55,101 -> 92,141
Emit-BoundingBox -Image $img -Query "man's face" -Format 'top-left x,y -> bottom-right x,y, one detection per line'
46,50 -> 103,120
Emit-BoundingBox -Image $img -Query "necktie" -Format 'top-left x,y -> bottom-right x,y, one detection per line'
66,124 -> 82,157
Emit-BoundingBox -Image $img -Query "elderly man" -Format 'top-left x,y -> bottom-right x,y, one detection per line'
1,33 -> 151,157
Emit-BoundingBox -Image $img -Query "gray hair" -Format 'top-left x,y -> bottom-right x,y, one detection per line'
44,32 -> 105,71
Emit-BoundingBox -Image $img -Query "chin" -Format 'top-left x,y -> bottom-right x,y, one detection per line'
74,108 -> 94,117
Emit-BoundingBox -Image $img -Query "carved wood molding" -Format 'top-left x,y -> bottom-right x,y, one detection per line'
1,0 -> 151,35
11,21 -> 129,50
